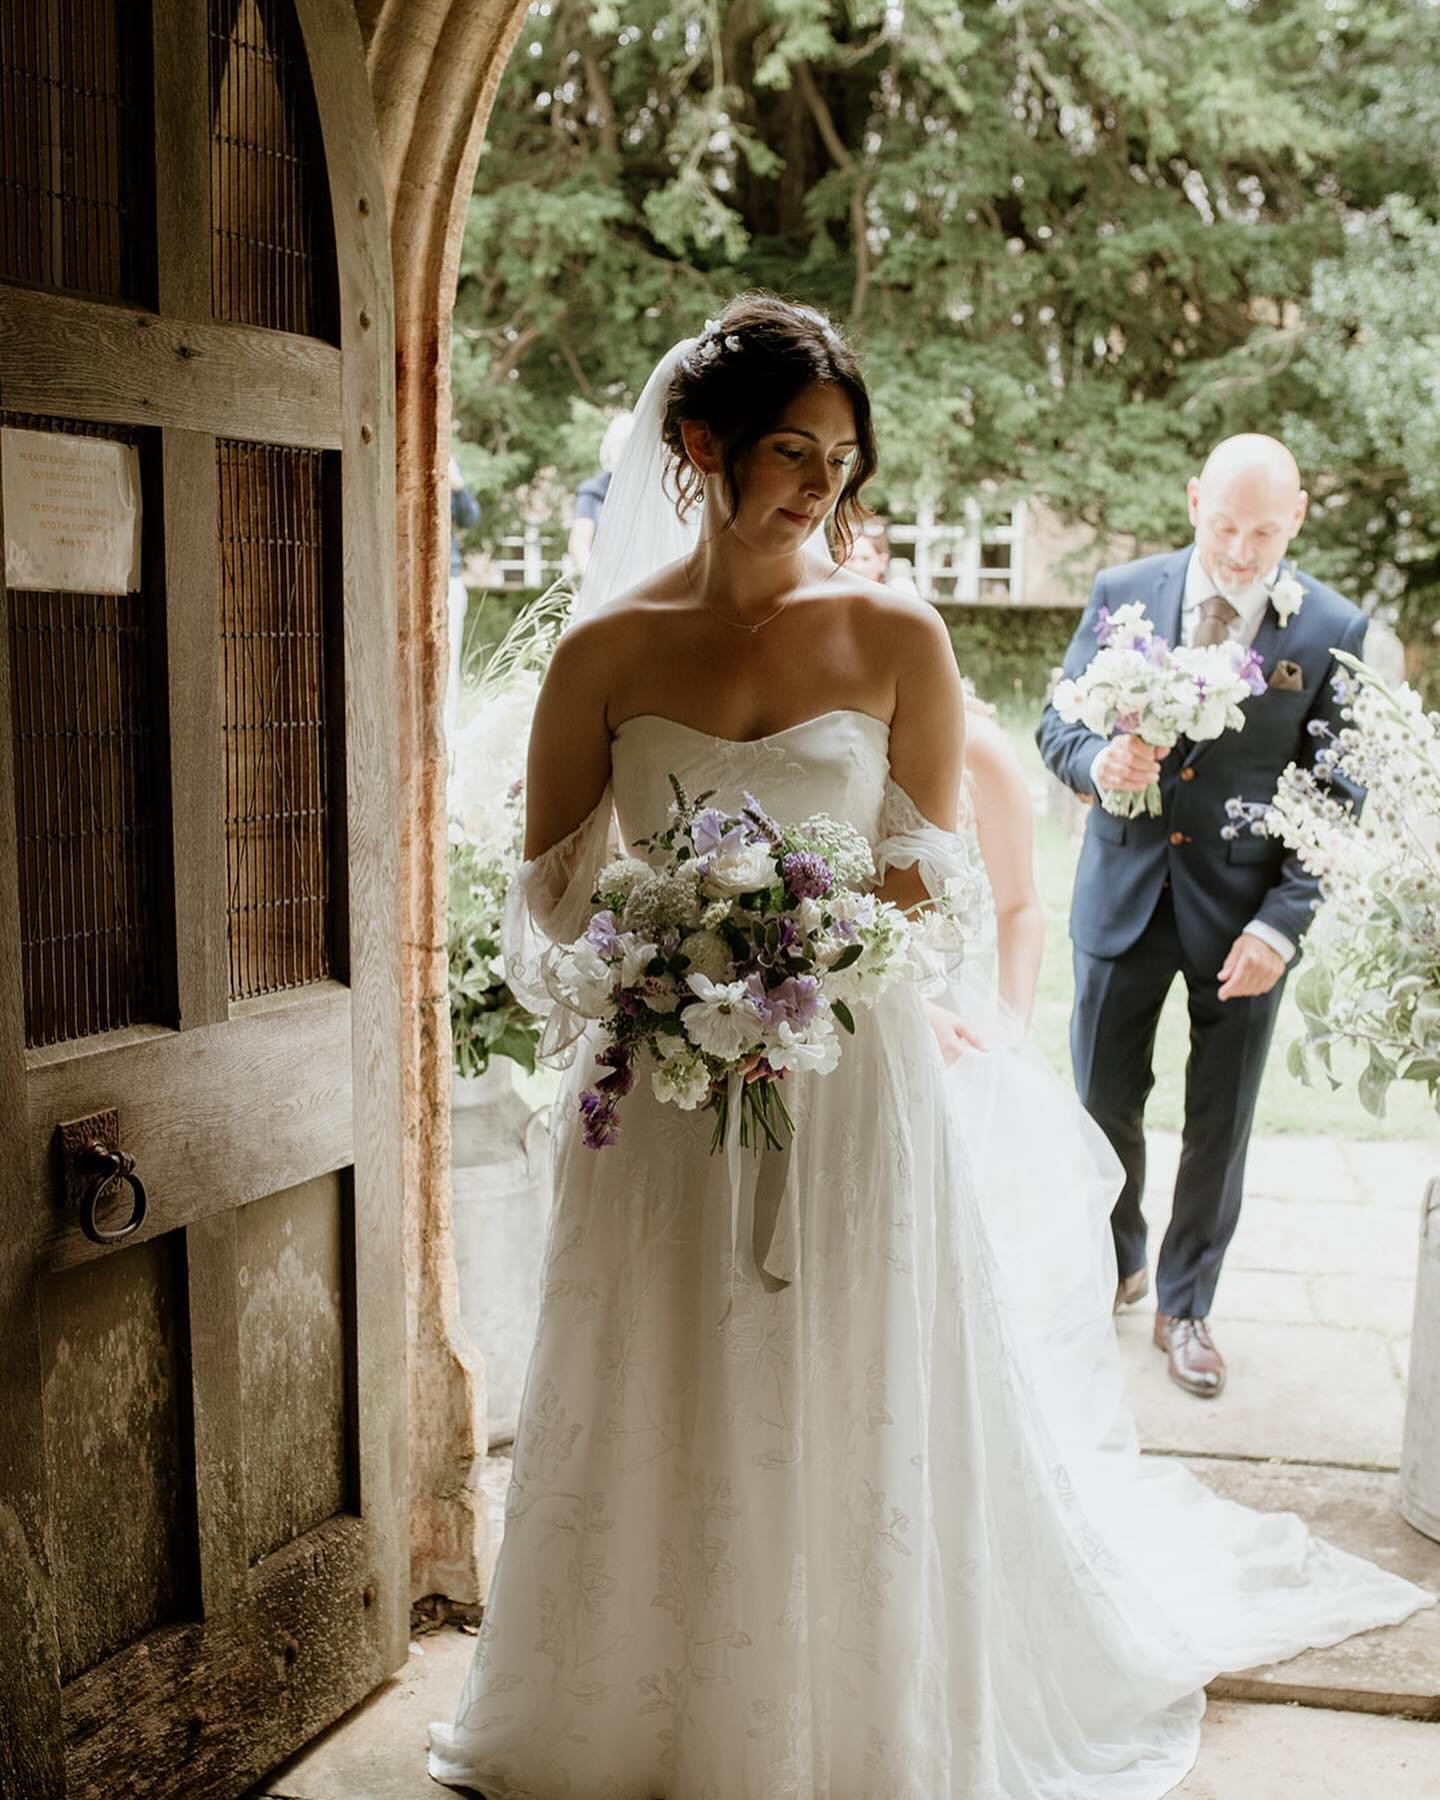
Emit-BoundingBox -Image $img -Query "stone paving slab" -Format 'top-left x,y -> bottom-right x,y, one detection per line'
1223,1194 -> 1418,1283
1143,1131 -> 1435,1217
248,1627 -> 1440,1800
251,1629 -> 1440,1799
247,1627 -> 475,1800
1180,1457 -> 1440,1717
1118,1310 -> 1406,1469
1206,1264 -> 1416,1338
1176,1698 -> 1440,1798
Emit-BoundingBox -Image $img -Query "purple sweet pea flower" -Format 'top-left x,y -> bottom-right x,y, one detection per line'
578,1089 -> 622,1149
1115,710 -> 1142,735
693,808 -> 746,858
741,971 -> 776,1022
781,850 -> 834,900
1238,648 -> 1267,697
767,975 -> 822,1028
739,972 -> 821,1029
1094,605 -> 1113,642
584,909 -> 625,956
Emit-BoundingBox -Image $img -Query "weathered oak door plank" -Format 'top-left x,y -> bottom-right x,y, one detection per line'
29,988 -> 355,1272
61,1518 -> 383,1800
0,288 -> 343,448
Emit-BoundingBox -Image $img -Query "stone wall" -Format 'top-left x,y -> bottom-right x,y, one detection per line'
354,0 -> 531,1605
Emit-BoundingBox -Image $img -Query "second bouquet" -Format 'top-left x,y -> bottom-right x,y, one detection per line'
547,778 -> 923,1153
1052,601 -> 1268,817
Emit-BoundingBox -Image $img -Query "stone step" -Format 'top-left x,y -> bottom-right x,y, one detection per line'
1180,1456 -> 1440,1718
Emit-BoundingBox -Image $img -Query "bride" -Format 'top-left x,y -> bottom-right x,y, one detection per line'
429,294 -> 1430,1799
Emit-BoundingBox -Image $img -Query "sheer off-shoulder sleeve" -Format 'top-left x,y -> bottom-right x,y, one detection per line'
874,776 -> 984,904
872,777 -> 989,986
502,788 -> 618,1062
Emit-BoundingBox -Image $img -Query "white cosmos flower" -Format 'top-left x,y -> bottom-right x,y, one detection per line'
682,974 -> 764,1059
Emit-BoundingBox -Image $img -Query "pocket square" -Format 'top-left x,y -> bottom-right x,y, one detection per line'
1267,659 -> 1304,692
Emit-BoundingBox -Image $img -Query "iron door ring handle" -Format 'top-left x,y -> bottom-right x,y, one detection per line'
78,1142 -> 148,1245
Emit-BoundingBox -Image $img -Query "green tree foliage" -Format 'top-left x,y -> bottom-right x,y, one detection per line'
452,0 -> 1440,641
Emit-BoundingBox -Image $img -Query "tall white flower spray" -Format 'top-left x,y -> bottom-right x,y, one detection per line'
1230,654 -> 1440,1118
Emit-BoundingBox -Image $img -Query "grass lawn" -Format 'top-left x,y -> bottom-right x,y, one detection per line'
1006,718 -> 1434,1142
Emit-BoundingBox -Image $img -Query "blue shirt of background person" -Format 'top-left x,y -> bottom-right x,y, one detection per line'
567,412 -> 633,575
451,477 -> 480,575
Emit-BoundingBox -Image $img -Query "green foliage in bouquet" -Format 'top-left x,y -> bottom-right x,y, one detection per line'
448,841 -> 542,1078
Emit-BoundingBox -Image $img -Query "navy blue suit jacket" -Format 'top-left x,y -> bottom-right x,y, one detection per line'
1036,548 -> 1366,975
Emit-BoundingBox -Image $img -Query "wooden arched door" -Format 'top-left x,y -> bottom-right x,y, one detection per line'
0,2 -> 405,1794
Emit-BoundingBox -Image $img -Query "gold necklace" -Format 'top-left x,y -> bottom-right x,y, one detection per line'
685,554 -> 791,636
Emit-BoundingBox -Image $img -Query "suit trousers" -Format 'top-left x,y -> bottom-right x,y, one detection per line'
1070,885 -> 1286,1320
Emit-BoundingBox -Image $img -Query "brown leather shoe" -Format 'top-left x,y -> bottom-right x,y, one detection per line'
1154,1313 -> 1226,1398
1114,1269 -> 1150,1312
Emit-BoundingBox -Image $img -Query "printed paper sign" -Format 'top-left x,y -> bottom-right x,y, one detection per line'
3,428 -> 142,595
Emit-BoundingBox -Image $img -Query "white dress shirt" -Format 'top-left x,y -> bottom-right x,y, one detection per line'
1089,552 -> 1296,967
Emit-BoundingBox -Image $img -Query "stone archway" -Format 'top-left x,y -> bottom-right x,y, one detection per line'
355,0 -> 532,1605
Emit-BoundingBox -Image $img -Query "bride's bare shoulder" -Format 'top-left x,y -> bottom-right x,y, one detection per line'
563,561 -> 691,645
816,571 -> 950,652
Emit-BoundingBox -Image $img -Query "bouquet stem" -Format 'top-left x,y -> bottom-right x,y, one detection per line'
1098,780 -> 1164,819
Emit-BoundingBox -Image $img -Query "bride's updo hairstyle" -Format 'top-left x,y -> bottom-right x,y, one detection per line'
662,293 -> 878,558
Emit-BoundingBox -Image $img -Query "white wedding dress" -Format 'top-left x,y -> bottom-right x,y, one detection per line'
430,708 -> 1430,1800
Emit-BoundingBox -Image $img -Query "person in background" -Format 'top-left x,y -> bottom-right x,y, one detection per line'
1036,434 -> 1367,1400
445,455 -> 481,741
566,411 -> 634,575
842,515 -> 920,596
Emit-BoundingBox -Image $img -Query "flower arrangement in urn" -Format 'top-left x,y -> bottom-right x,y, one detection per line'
446,586 -> 571,1079
1228,653 -> 1440,1118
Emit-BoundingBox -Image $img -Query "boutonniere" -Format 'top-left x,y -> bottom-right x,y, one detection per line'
1267,567 -> 1305,629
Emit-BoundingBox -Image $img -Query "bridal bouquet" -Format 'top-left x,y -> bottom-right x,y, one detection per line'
1053,602 -> 1268,817
549,779 -> 936,1152
1226,655 -> 1440,1119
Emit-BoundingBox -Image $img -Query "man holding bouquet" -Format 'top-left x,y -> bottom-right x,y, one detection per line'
1037,435 -> 1368,1397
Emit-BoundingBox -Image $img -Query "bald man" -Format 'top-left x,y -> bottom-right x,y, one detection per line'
1037,436 -> 1367,1399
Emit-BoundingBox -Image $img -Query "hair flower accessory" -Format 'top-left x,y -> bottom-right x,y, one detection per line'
1268,567 -> 1305,629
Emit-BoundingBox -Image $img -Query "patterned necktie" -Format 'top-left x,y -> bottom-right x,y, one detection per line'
1194,593 -> 1239,647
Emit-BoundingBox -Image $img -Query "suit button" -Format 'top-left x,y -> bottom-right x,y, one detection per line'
1180,768 -> 1195,782
1168,831 -> 1190,846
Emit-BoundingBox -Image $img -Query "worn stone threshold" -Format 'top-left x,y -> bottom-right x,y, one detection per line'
1182,1456 -> 1440,1719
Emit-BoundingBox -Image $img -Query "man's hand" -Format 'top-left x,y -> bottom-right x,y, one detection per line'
1217,932 -> 1286,1002
1094,734 -> 1169,793
927,1003 -> 985,1064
